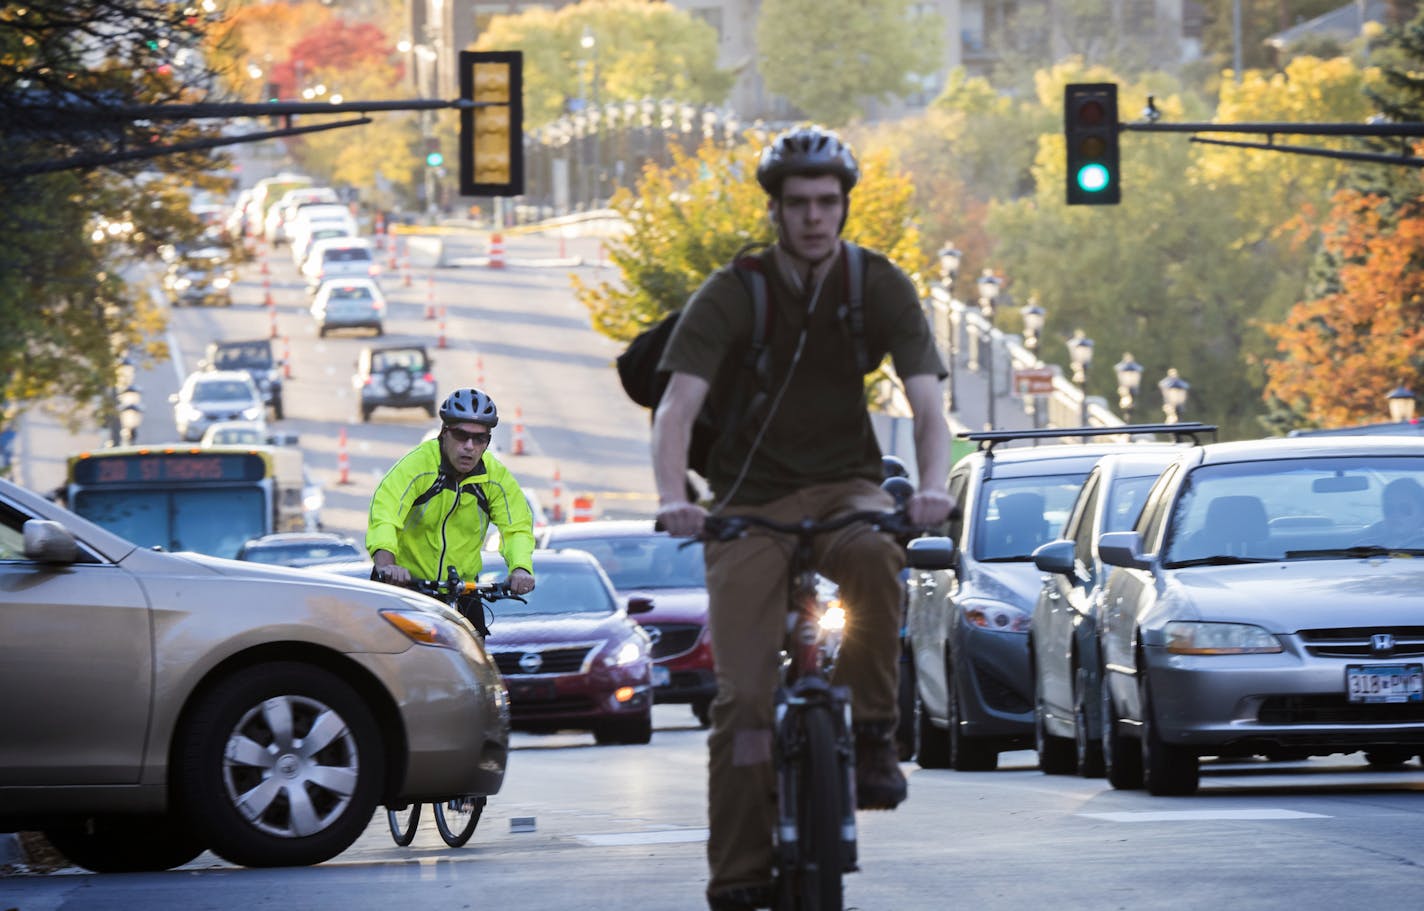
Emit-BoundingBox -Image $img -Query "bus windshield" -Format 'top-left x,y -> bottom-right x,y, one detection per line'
73,487 -> 268,558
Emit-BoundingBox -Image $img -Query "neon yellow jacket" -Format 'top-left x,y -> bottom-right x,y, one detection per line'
366,439 -> 534,583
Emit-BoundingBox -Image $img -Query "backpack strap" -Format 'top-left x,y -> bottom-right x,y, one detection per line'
842,241 -> 869,374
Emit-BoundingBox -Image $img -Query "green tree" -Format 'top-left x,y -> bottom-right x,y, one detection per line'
475,0 -> 734,129
754,0 -> 943,125
573,135 -> 923,343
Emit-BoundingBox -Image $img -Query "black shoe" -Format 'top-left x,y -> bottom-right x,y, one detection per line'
707,883 -> 775,910
855,721 -> 908,810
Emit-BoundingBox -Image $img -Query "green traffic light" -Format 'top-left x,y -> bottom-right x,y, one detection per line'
426,151 -> 444,168
1075,163 -> 1111,193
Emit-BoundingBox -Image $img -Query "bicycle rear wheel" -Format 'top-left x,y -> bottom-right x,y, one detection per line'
786,705 -> 847,910
387,803 -> 420,846
434,795 -> 486,847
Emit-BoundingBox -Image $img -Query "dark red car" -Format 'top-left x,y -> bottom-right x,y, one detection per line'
479,551 -> 656,744
539,520 -> 715,727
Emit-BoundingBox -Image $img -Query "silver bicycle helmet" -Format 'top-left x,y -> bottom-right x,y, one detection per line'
756,125 -> 860,196
438,387 -> 499,427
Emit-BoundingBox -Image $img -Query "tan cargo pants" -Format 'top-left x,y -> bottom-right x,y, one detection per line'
703,477 -> 906,896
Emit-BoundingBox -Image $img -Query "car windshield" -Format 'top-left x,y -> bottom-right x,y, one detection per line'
213,344 -> 271,368
207,428 -> 263,445
1162,455 -> 1424,566
325,248 -> 370,263
478,560 -> 617,616
371,350 -> 426,371
73,488 -> 267,559
974,472 -> 1089,561
192,380 -> 254,402
241,541 -> 363,566
329,285 -> 375,302
549,535 -> 705,590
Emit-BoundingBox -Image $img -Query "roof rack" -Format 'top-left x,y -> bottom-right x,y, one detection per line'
962,422 -> 1217,455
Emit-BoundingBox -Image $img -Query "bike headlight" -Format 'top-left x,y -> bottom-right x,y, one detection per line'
819,603 -> 846,632
961,599 -> 1031,633
1165,621 -> 1281,655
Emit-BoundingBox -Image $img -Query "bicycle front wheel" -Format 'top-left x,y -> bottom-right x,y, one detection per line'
387,803 -> 420,846
787,706 -> 847,910
434,795 -> 486,847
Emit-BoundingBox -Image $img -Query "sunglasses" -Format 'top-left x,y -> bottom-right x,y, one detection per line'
446,427 -> 491,446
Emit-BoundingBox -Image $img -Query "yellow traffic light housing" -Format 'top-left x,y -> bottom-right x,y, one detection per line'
459,50 -> 523,197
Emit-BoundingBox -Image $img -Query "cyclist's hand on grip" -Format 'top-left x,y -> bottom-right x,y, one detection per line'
508,568 -> 535,595
908,488 -> 957,529
375,562 -> 412,585
656,499 -> 707,538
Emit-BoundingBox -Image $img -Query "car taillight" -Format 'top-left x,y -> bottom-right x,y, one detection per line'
422,372 -> 434,383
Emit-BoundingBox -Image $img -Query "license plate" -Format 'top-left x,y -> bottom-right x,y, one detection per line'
508,680 -> 555,702
1346,664 -> 1424,703
652,665 -> 671,688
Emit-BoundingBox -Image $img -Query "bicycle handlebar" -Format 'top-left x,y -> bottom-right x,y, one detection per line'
372,569 -> 527,605
699,507 -> 925,544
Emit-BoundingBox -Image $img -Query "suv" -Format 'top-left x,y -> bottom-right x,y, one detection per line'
904,424 -> 1209,771
202,338 -> 284,420
353,344 -> 438,422
163,246 -> 235,307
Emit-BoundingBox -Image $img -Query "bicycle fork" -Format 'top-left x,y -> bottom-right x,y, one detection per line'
773,676 -> 860,878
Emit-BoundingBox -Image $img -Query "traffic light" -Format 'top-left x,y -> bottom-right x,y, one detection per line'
424,136 -> 444,169
1064,83 -> 1120,206
458,50 -> 524,197
264,81 -> 281,127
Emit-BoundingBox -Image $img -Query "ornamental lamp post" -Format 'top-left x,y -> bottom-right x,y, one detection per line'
1114,352 -> 1144,423
937,244 -> 962,415
1387,382 -> 1417,423
1159,367 -> 1190,424
977,269 -> 1002,430
1067,330 -> 1094,426
1020,295 -> 1045,352
938,244 -> 962,290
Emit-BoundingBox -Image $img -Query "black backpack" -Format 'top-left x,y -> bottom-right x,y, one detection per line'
616,243 -> 867,479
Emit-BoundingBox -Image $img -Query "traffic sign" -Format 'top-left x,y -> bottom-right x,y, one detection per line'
1014,366 -> 1056,395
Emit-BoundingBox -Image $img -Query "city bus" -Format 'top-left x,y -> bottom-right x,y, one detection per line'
65,443 -> 312,558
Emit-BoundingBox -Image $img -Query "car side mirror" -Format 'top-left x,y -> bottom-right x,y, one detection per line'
906,536 -> 955,571
1031,539 -> 1076,576
626,595 -> 655,615
24,519 -> 78,564
168,393 -> 179,404
1098,531 -> 1151,570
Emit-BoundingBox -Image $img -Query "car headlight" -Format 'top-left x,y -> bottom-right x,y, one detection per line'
212,276 -> 231,290
606,638 -> 645,667
175,277 -> 192,290
303,489 -> 325,512
1165,621 -> 1282,655
241,405 -> 263,420
177,403 -> 201,421
961,599 -> 1031,633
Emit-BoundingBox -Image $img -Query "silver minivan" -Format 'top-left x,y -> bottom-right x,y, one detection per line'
301,237 -> 377,293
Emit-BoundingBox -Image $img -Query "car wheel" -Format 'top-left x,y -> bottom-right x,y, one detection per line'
360,406 -> 373,423
43,815 -> 206,873
915,688 -> 951,769
692,698 -> 713,729
1035,674 -> 1076,775
425,402 -> 438,418
177,661 -> 385,868
594,712 -> 653,745
1101,672 -> 1142,790
318,326 -> 328,338
1364,748 -> 1413,767
895,646 -> 916,761
1073,666 -> 1105,778
1139,672 -> 1199,796
947,652 -> 997,772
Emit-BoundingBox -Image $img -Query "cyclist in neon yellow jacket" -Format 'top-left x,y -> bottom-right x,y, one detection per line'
367,387 -> 536,594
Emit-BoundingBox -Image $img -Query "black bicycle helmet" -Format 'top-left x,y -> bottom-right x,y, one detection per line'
756,125 -> 860,196
881,455 -> 910,480
438,387 -> 499,427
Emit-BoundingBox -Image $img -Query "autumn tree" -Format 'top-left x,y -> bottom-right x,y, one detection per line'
1265,190 -> 1424,427
754,0 -> 943,125
474,0 -> 734,129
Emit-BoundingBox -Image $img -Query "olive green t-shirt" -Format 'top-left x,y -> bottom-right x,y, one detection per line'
659,244 -> 945,506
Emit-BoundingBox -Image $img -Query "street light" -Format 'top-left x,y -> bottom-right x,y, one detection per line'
1067,330 -> 1094,426
1387,382 -> 1417,422
1159,367 -> 1190,424
1114,352 -> 1144,423
580,26 -> 601,207
1020,295 -> 1045,352
937,244 -> 962,416
977,268 -> 1002,429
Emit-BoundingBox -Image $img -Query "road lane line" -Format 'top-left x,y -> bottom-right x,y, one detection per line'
1081,809 -> 1329,822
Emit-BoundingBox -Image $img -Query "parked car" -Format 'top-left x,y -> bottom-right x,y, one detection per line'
236,531 -> 366,567
0,475 -> 509,872
301,237 -> 377,293
201,338 -> 284,420
905,424 -> 1211,771
353,343 -> 438,422
539,520 -> 715,727
479,550 -> 655,744
170,370 -> 265,442
311,277 -> 386,337
1028,448 -> 1185,777
162,246 -> 235,307
1096,434 -> 1424,795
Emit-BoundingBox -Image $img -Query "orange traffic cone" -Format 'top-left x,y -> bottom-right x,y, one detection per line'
282,335 -> 293,379
425,274 -> 436,320
511,407 -> 526,456
262,275 -> 273,307
268,305 -> 278,339
437,306 -> 448,349
550,467 -> 564,522
572,494 -> 594,522
476,356 -> 485,388
488,233 -> 506,269
337,428 -> 351,485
